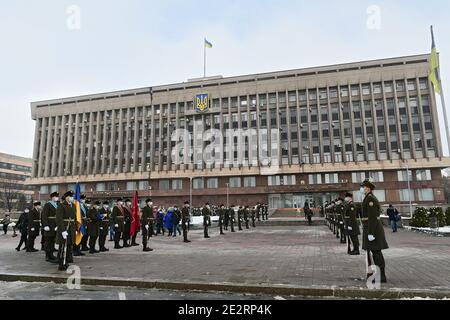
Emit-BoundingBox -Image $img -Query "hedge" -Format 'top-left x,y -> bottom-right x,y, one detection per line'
411,207 -> 448,228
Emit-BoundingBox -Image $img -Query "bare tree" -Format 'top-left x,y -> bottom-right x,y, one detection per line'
0,178 -> 20,212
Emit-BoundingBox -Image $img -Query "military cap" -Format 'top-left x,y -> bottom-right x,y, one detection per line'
33,201 -> 41,206
95,201 -> 101,206
345,192 -> 353,198
146,198 -> 152,203
50,192 -> 59,198
102,201 -> 109,205
80,194 -> 87,200
63,190 -> 74,198
361,179 -> 376,190
184,201 -> 190,205
116,197 -> 123,202
125,199 -> 131,203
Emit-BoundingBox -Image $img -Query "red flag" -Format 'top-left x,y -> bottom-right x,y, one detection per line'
130,191 -> 141,237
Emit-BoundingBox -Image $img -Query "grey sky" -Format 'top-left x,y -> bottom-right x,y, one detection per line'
1,0 -> 449,158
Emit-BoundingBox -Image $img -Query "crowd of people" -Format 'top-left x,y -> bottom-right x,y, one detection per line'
11,190 -> 270,272
324,179 -> 389,283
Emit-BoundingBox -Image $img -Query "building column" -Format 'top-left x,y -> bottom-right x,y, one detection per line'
79,113 -> 88,175
109,110 -> 117,174
50,116 -> 60,177
58,115 -> 67,177
64,115 -> 74,176
72,113 -> 81,176
44,116 -> 54,177
37,117 -> 48,178
31,118 -> 41,178
117,109 -> 125,173
101,111 -> 109,174
86,112 -> 95,175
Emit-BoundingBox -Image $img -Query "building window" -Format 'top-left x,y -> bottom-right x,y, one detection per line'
138,181 -> 148,191
159,180 -> 170,191
400,189 -> 415,202
40,185 -> 49,194
324,173 -> 338,184
172,179 -> 183,190
397,170 -> 413,182
207,178 -> 218,189
308,174 -> 322,185
282,175 -> 296,185
352,172 -> 366,184
50,185 -> 59,193
96,183 -> 105,192
415,169 -> 432,181
369,172 -> 384,183
193,178 -> 204,189
229,177 -> 241,188
373,190 -> 386,202
243,176 -> 256,187
126,181 -> 137,191
417,189 -> 434,201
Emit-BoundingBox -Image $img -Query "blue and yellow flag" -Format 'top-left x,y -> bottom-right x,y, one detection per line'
204,38 -> 213,49
429,26 -> 441,95
74,183 -> 84,245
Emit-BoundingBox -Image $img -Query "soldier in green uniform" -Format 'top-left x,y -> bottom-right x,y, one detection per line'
218,204 -> 225,235
344,193 -> 360,255
98,201 -> 110,252
237,206 -> 243,231
79,195 -> 90,252
56,191 -> 76,271
41,192 -> 59,262
122,199 -> 132,247
87,201 -> 100,254
229,206 -> 236,233
361,180 -> 388,283
112,198 -> 125,249
141,199 -> 154,252
181,201 -> 191,243
256,203 -> 261,222
244,206 -> 250,229
251,206 -> 257,228
202,203 -> 211,238
224,207 -> 230,231
26,201 -> 41,253
336,198 -> 346,244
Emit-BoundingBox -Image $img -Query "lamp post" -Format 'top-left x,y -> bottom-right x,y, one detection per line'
226,183 -> 230,208
405,164 -> 413,218
189,177 -> 193,222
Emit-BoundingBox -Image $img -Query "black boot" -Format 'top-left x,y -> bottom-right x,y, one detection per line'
143,244 -> 153,252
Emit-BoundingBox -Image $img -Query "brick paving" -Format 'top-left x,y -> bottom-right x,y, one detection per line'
0,224 -> 449,292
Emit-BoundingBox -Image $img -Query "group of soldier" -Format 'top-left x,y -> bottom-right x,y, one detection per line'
324,179 -> 389,283
16,189 -> 270,272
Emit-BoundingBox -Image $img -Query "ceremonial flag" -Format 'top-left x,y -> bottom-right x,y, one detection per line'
74,183 -> 84,245
130,191 -> 141,237
429,26 -> 442,94
204,38 -> 213,49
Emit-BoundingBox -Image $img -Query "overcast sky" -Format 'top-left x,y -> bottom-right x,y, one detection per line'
1,0 -> 450,158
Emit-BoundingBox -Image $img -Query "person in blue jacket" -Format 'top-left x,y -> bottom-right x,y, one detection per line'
164,209 -> 173,237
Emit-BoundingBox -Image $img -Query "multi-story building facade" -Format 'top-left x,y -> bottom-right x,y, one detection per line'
0,152 -> 33,212
28,54 -> 450,209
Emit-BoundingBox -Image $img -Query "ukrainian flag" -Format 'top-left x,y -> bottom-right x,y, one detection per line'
429,26 -> 442,95
205,38 -> 213,49
74,183 -> 84,245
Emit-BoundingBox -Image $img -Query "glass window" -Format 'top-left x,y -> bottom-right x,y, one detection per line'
40,185 -> 49,194
243,176 -> 256,187
96,183 -> 105,192
397,170 -> 413,182
126,181 -> 137,191
308,174 -> 322,185
352,172 -> 366,183
172,179 -> 183,190
207,178 -> 218,189
138,181 -> 149,190
417,189 -> 434,201
282,175 -> 296,185
229,177 -> 241,188
416,169 -> 432,181
159,180 -> 170,191
50,185 -> 59,193
369,172 -> 384,183
193,178 -> 204,189
400,189 -> 415,202
373,190 -> 386,202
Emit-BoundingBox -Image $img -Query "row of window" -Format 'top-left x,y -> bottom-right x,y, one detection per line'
0,162 -> 32,173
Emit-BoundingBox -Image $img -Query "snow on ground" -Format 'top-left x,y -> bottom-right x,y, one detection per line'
405,226 -> 450,234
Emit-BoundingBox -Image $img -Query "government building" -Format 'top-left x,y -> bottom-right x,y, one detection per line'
28,54 -> 450,210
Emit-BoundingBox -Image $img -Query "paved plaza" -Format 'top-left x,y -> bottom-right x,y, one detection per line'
0,223 -> 449,299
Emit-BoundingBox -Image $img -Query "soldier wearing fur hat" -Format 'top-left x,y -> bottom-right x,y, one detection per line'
243,206 -> 250,229
229,206 -> 236,232
344,192 -> 360,255
56,191 -> 76,271
218,204 -> 225,235
79,194 -> 90,252
41,192 -> 59,262
237,206 -> 243,231
98,201 -> 111,252
112,198 -> 125,249
202,203 -> 211,238
361,179 -> 389,283
141,199 -> 154,252
87,201 -> 101,254
122,199 -> 132,247
181,201 -> 191,243
26,201 -> 41,252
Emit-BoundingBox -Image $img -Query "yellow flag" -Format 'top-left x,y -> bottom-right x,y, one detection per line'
429,26 -> 442,95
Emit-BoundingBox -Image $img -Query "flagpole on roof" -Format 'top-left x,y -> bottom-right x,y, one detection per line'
430,26 -> 450,156
204,38 -> 207,78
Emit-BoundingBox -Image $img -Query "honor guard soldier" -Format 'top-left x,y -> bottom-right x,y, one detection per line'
56,191 -> 76,271
87,201 -> 101,254
141,199 -> 154,252
98,201 -> 110,252
229,206 -> 236,232
26,201 -> 41,252
218,204 -> 225,235
237,206 -> 243,231
361,180 -> 388,283
202,203 -> 211,238
251,206 -> 257,228
112,198 -> 125,249
336,198 -> 346,244
243,206 -> 250,229
181,201 -> 191,243
344,193 -> 360,255
122,199 -> 132,247
41,192 -> 59,263
224,207 -> 230,231
263,204 -> 269,220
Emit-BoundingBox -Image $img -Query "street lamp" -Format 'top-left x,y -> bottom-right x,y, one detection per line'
405,164 -> 413,218
226,183 -> 230,208
189,177 -> 193,222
